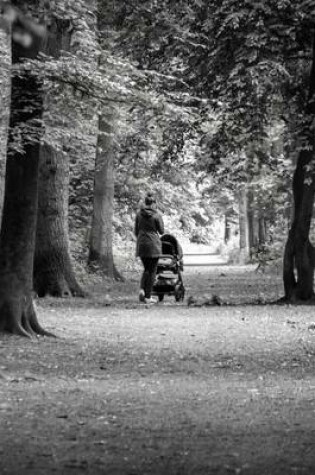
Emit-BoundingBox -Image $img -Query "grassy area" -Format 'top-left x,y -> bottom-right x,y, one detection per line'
1,265 -> 314,475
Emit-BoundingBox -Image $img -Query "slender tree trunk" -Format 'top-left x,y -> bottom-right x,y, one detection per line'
0,8 -> 52,336
247,189 -> 259,257
88,111 -> 124,281
0,17 -> 11,222
258,215 -> 266,245
283,31 -> 315,302
238,186 -> 250,263
33,18 -> 85,297
224,212 -> 231,243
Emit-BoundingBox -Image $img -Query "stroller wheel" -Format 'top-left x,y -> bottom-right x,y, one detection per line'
158,294 -> 164,302
175,285 -> 185,302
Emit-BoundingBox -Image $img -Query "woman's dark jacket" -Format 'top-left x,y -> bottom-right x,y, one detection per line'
135,206 -> 164,257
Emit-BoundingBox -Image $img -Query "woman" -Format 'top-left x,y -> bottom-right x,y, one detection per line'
135,192 -> 164,303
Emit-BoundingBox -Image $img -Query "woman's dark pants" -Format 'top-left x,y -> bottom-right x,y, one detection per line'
140,257 -> 159,298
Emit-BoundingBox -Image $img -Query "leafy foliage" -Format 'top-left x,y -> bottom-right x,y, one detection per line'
4,0 -> 315,275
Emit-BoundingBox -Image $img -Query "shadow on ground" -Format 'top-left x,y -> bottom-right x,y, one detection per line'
1,264 -> 315,474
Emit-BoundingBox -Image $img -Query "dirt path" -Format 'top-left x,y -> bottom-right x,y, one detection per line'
1,264 -> 315,474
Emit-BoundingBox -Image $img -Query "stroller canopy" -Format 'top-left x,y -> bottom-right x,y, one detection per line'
161,234 -> 183,258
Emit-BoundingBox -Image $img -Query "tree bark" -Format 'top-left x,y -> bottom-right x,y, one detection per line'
283,31 -> 315,302
224,212 -> 231,243
283,150 -> 315,301
238,186 -> 250,263
33,17 -> 85,298
247,188 -> 259,256
88,111 -> 124,281
258,215 -> 266,245
0,8 -> 52,336
0,16 -> 11,222
34,143 -> 85,297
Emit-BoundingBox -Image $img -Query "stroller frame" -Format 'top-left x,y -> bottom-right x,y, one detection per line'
152,234 -> 185,302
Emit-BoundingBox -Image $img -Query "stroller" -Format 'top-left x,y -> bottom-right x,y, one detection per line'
152,234 -> 185,302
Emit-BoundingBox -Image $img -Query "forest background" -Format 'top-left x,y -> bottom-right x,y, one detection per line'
1,0 -> 315,337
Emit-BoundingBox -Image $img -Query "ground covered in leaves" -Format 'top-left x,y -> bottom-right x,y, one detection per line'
1,262 -> 315,474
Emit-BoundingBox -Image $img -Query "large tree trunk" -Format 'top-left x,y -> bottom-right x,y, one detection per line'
283,150 -> 315,301
34,143 -> 85,297
33,18 -> 85,297
88,111 -> 124,281
0,7 -> 51,337
283,32 -> 315,302
0,16 -> 11,222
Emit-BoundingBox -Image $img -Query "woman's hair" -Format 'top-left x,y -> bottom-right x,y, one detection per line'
145,192 -> 156,206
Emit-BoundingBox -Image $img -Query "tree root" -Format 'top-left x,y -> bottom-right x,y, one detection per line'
113,264 -> 125,282
276,294 -> 315,305
69,280 -> 87,298
0,297 -> 55,338
34,271 -> 86,298
88,252 -> 125,282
